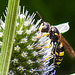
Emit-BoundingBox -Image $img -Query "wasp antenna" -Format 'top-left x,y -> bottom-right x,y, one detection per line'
36,11 -> 44,23
36,11 -> 42,19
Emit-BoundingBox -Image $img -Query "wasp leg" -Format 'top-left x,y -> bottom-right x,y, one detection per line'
43,51 -> 54,62
35,44 -> 52,49
34,33 -> 50,39
38,39 -> 51,46
35,39 -> 51,49
43,55 -> 52,62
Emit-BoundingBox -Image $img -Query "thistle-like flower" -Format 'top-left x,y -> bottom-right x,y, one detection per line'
0,6 -> 70,75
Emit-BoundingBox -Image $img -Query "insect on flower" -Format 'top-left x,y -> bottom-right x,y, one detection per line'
34,11 -> 75,66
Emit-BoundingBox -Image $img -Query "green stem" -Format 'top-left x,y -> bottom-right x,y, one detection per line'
0,0 -> 20,75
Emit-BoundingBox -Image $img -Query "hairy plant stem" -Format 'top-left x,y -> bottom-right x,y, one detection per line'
0,0 -> 20,75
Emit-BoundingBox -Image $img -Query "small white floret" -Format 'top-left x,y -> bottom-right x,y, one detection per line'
27,45 -> 33,50
14,45 -> 20,51
26,30 -> 31,34
21,52 -> 28,57
21,38 -> 27,43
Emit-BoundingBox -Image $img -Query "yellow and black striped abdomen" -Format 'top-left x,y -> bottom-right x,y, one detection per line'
54,42 -> 64,65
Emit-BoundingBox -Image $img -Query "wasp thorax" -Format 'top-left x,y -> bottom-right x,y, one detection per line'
49,26 -> 60,43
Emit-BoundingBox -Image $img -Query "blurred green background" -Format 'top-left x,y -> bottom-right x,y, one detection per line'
0,0 -> 75,75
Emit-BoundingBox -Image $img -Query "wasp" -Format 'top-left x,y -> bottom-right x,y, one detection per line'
34,11 -> 75,66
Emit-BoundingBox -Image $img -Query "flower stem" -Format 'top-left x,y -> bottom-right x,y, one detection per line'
0,0 -> 20,75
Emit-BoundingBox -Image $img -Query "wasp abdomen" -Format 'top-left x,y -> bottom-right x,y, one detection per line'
54,42 -> 64,65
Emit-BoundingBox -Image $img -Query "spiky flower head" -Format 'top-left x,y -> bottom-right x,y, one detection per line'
0,6 -> 70,75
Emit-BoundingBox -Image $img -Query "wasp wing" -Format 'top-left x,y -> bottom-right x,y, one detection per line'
55,22 -> 75,57
60,35 -> 75,58
55,22 -> 70,33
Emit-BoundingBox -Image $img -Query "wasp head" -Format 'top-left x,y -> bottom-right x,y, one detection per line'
39,22 -> 50,33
